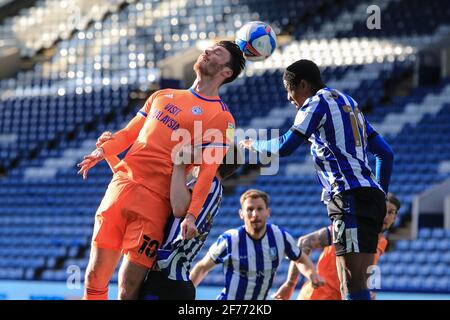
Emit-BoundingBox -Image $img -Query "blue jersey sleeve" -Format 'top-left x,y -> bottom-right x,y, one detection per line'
367,133 -> 394,193
252,129 -> 307,157
365,117 -> 378,139
291,94 -> 327,138
280,228 -> 302,261
208,233 -> 230,264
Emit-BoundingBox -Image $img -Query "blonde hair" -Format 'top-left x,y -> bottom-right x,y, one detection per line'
240,189 -> 270,208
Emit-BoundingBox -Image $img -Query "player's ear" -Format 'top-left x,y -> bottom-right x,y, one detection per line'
221,68 -> 233,81
239,208 -> 244,220
267,208 -> 271,218
299,79 -> 307,91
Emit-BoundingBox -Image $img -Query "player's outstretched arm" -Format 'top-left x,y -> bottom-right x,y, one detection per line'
295,253 -> 326,289
272,261 -> 298,300
190,254 -> 217,287
239,129 -> 306,157
299,227 -> 331,256
77,116 -> 145,179
367,133 -> 394,193
96,131 -> 120,173
99,114 -> 146,157
274,227 -> 330,299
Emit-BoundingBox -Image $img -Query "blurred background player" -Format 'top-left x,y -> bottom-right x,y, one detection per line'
76,41 -> 245,300
240,59 -> 394,300
273,193 -> 401,300
190,189 -> 325,300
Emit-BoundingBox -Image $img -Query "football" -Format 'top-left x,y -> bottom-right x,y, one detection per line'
235,21 -> 277,62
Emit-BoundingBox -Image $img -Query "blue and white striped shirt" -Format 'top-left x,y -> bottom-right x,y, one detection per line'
291,87 -> 382,202
208,224 -> 301,300
157,176 -> 222,281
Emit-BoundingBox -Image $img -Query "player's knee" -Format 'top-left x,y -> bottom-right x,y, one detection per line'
85,268 -> 109,288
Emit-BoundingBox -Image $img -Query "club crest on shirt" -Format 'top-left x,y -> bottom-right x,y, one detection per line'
191,106 -> 203,115
226,122 -> 235,141
269,247 -> 278,261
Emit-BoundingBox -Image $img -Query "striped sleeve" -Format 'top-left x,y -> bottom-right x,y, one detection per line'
208,233 -> 229,264
291,94 -> 326,138
280,228 -> 302,261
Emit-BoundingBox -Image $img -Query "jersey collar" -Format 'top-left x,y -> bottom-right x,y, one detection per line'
189,88 -> 222,102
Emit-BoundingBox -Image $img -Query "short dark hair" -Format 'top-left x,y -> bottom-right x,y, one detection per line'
217,40 -> 246,85
283,59 -> 324,90
387,193 -> 401,211
217,143 -> 243,180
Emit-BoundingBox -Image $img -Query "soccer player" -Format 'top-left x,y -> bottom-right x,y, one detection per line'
77,41 -> 246,300
138,144 -> 243,300
97,132 -> 243,300
240,59 -> 394,300
273,193 -> 401,300
190,189 -> 325,300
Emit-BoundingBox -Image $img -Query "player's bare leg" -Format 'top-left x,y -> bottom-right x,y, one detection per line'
335,255 -> 347,299
118,257 -> 149,300
336,253 -> 374,300
83,247 -> 121,300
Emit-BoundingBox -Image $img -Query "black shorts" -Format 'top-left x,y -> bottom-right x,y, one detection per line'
138,270 -> 196,300
327,187 -> 386,256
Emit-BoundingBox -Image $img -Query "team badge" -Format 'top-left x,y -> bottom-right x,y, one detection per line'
269,247 -> 278,261
191,106 -> 203,115
226,122 -> 235,141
